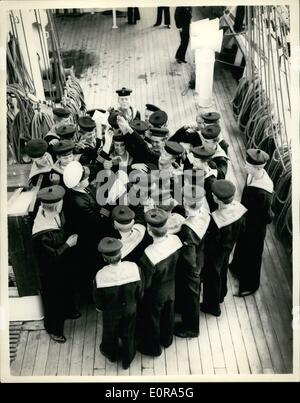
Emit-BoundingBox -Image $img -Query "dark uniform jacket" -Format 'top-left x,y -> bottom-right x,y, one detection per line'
32,208 -> 76,335
230,171 -> 274,293
93,261 -> 143,367
176,208 -> 211,332
138,234 -> 182,355
202,201 -> 247,314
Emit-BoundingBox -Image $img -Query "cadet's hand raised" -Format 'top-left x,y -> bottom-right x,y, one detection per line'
66,234 -> 78,247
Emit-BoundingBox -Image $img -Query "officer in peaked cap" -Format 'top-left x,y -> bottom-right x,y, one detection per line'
116,87 -> 133,97
201,178 -> 247,317
115,87 -> 141,122
229,148 -> 273,297
149,110 -> 168,128
32,184 -> 80,344
94,236 -> 143,369
144,104 -> 160,122
137,207 -> 182,356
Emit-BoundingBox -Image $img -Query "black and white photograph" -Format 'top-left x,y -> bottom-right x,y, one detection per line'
0,0 -> 299,382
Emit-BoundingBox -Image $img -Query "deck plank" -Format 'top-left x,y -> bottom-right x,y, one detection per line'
69,305 -> 87,376
57,319 -> 74,376
175,336 -> 190,375
198,312 -> 215,375
33,330 -> 50,376
10,330 -> 28,376
81,304 -> 97,376
20,331 -> 40,376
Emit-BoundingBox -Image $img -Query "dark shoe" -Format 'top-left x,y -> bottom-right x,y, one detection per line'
180,59 -> 188,63
137,344 -> 162,357
49,334 -> 66,343
100,346 -> 117,362
65,310 -> 81,320
153,23 -> 160,27
200,303 -> 221,317
176,59 -> 182,64
237,289 -> 257,297
166,25 -> 171,29
174,322 -> 198,338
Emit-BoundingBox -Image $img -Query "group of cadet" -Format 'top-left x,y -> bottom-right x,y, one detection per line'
27,87 -> 274,370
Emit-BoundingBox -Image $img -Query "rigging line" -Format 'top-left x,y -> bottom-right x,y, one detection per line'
271,7 -> 289,152
19,10 -> 36,94
273,8 -> 291,163
278,12 -> 291,112
266,6 -> 286,170
34,10 -> 54,104
260,6 -> 270,115
256,6 -> 263,107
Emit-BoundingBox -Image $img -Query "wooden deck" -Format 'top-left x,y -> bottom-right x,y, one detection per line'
10,8 -> 293,378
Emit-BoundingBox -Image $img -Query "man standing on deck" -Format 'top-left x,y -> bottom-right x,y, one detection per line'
174,6 -> 192,64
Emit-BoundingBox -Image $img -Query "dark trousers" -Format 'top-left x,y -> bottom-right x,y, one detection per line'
181,272 -> 201,333
128,7 -> 140,24
139,298 -> 174,356
101,307 -> 137,368
202,253 -> 231,314
41,276 -> 77,336
155,7 -> 170,25
175,26 -> 190,61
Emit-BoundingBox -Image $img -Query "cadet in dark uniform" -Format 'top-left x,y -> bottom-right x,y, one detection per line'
93,237 -> 143,369
200,125 -> 229,178
174,6 -> 192,63
138,208 -> 182,356
175,184 -> 211,337
201,180 -> 247,316
75,116 -> 102,165
230,149 -> 274,296
185,144 -> 218,212
111,205 -> 151,263
52,140 -> 78,186
115,87 -> 141,122
25,139 -> 56,189
44,107 -> 72,155
32,185 -> 79,343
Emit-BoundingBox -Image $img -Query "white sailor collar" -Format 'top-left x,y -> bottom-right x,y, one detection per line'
32,206 -> 61,235
247,170 -> 274,194
213,143 -> 230,160
29,152 -> 54,180
212,201 -> 247,229
95,261 -> 140,288
184,208 -> 211,239
167,213 -> 185,234
120,223 -> 146,258
145,234 -> 182,266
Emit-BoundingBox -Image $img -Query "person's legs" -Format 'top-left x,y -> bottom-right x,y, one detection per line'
163,7 -> 170,26
175,31 -> 184,61
160,300 -> 175,348
154,7 -> 163,26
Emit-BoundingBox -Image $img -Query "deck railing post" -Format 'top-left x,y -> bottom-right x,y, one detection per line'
112,9 -> 118,29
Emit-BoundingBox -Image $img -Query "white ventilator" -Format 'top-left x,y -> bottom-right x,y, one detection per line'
191,18 -> 223,108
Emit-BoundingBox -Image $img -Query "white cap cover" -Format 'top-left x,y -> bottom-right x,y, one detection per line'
63,160 -> 84,188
